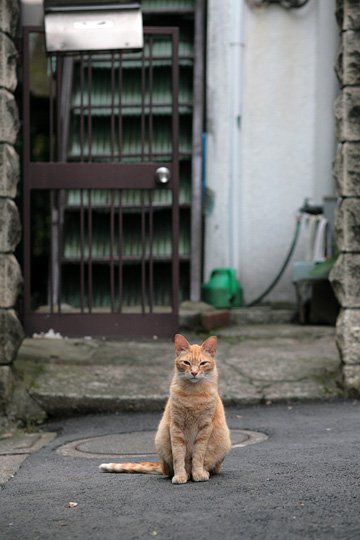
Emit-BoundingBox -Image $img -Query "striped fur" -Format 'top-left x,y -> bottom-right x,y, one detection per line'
99,462 -> 162,474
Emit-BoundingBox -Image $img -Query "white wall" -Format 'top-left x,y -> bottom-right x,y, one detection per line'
205,0 -> 338,304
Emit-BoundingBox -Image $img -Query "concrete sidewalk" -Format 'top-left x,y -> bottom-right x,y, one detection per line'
10,322 -> 341,421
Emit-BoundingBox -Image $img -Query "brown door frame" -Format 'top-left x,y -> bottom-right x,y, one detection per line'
22,27 -> 180,337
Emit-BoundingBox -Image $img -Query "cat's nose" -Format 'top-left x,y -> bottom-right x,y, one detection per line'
191,371 -> 198,377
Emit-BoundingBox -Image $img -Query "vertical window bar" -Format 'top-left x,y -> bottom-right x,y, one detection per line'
118,190 -> 123,312
88,189 -> 93,312
171,30 -> 180,313
56,54 -> 64,315
57,190 -> 62,314
56,53 -> 63,161
148,37 -> 154,160
23,28 -> 32,321
80,189 -> 85,312
141,190 -> 146,314
140,43 -> 146,161
87,55 -> 93,161
80,53 -> 85,162
49,191 -> 54,313
110,190 -> 115,312
118,53 -> 123,161
111,53 -> 115,161
49,54 -> 55,161
48,50 -> 55,313
58,56 -> 68,312
148,190 -> 154,313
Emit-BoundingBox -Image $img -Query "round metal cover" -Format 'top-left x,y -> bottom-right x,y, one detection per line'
57,429 -> 268,459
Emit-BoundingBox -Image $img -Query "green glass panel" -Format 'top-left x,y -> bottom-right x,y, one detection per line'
63,205 -> 190,260
68,115 -> 192,159
142,0 -> 195,10
61,260 -> 189,309
72,66 -> 193,113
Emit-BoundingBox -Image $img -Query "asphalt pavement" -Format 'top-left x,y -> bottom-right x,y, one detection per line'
1,400 -> 360,540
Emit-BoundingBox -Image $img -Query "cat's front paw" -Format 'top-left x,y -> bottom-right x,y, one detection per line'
192,469 -> 210,482
172,472 -> 189,484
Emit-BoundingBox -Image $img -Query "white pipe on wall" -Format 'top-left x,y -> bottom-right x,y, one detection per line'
228,0 -> 246,271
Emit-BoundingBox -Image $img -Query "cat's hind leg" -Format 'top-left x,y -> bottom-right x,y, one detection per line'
203,426 -> 231,476
155,413 -> 174,478
206,458 -> 224,475
160,459 -> 173,477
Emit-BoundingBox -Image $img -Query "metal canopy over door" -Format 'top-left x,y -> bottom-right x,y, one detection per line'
23,27 -> 180,337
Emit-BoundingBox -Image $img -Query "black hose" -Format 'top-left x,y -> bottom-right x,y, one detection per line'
245,216 -> 302,307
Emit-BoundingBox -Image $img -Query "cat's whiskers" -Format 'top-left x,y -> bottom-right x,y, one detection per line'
203,372 -> 216,382
177,371 -> 216,385
185,374 -> 204,383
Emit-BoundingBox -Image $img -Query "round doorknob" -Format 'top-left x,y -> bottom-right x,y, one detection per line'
155,167 -> 170,185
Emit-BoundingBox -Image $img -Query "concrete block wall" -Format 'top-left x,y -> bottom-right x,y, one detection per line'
330,0 -> 360,395
0,0 -> 23,415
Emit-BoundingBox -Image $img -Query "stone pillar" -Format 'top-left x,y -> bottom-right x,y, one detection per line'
0,0 -> 24,415
330,0 -> 360,395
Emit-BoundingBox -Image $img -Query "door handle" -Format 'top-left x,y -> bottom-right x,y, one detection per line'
155,167 -> 170,185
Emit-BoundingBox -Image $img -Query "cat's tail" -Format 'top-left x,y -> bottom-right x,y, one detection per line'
99,461 -> 162,474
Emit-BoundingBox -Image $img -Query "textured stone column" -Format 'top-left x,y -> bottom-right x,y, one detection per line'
330,0 -> 360,395
0,0 -> 23,415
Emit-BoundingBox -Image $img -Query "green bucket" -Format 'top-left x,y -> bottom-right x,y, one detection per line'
201,268 -> 244,309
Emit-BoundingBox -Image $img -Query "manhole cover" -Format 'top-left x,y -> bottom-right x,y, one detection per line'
57,429 -> 267,459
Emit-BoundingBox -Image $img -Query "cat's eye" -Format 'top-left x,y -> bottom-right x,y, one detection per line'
200,361 -> 208,366
183,360 -> 191,366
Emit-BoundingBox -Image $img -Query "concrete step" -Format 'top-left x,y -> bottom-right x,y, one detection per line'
180,302 -> 296,330
230,306 -> 296,325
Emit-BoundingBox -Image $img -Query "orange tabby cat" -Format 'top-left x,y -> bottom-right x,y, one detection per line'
99,334 -> 232,484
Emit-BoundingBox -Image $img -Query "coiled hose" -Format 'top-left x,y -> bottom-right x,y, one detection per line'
245,215 -> 302,307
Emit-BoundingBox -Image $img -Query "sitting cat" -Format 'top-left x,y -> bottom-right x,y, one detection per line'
99,334 -> 232,484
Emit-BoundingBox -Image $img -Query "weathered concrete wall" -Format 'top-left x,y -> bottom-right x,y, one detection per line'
330,0 -> 360,395
0,0 -> 23,415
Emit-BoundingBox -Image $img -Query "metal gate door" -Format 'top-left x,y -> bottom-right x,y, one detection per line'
23,27 -> 180,337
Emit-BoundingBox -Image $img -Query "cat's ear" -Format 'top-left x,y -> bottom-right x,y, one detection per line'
175,334 -> 190,355
201,336 -> 217,357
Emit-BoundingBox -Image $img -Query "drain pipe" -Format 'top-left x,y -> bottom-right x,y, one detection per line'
228,0 -> 246,269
